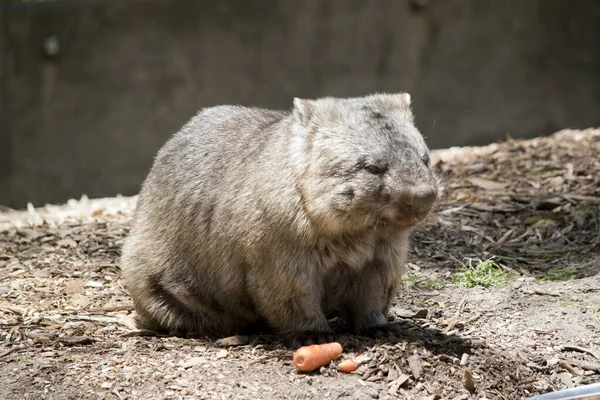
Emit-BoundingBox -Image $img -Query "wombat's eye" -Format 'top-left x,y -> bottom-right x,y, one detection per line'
364,164 -> 386,175
422,154 -> 430,167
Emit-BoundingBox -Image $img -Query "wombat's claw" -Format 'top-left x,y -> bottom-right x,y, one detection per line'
363,323 -> 403,340
285,330 -> 336,349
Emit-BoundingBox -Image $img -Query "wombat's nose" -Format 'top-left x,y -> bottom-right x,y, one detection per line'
409,184 -> 437,215
388,183 -> 437,225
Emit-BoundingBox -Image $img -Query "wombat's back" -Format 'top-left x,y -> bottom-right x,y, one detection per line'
147,105 -> 289,196
127,105 -> 292,249
121,105 -> 296,334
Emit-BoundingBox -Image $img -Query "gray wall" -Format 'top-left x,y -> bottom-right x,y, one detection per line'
2,0 -> 599,208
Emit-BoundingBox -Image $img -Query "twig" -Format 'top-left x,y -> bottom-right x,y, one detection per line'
0,305 -> 25,315
59,336 -> 96,346
120,329 -> 164,338
0,324 -> 43,329
561,344 -> 600,360
565,358 -> 600,372
248,355 -> 275,365
85,305 -> 134,313
248,351 -> 289,365
455,296 -> 468,317
67,314 -> 131,328
558,360 -> 583,376
562,194 -> 600,203
525,246 -> 589,255
0,344 -> 29,359
521,289 -> 560,297
94,263 -> 120,270
494,228 -> 515,249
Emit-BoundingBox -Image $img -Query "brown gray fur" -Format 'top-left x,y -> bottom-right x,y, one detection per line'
120,93 -> 440,347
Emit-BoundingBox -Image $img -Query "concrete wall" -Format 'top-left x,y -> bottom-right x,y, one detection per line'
2,0 -> 599,208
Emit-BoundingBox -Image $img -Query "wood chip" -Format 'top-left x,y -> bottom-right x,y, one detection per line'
215,349 -> 228,359
407,354 -> 422,379
179,357 -> 205,369
120,329 -> 161,338
57,238 -> 78,248
387,374 -> 410,394
386,365 -> 400,382
215,335 -> 250,347
64,279 -> 86,295
444,318 -> 460,332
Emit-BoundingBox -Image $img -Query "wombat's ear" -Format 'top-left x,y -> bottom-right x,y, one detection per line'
382,93 -> 412,109
401,93 -> 411,106
293,98 -> 314,126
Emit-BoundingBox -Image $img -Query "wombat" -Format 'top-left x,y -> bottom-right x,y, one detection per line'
120,93 -> 440,348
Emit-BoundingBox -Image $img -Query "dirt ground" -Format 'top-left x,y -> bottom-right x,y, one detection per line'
1,128 -> 599,400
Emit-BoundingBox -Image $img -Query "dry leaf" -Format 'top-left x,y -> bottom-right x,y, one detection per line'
463,369 -> 476,393
467,178 -> 508,190
395,309 -> 428,319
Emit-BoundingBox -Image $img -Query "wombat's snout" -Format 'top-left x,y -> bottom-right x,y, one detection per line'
409,183 -> 437,216
386,183 -> 437,225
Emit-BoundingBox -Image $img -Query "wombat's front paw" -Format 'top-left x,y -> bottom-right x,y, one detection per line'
285,330 -> 336,349
362,322 -> 404,339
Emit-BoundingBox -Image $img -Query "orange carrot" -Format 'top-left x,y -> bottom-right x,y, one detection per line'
293,342 -> 343,372
338,353 -> 371,373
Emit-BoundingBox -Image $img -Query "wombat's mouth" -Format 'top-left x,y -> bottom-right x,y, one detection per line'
383,208 -> 430,228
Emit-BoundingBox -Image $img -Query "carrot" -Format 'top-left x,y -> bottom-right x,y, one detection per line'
293,342 -> 343,372
338,353 -> 371,373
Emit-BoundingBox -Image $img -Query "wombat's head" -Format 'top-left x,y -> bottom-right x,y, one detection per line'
291,93 -> 440,235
